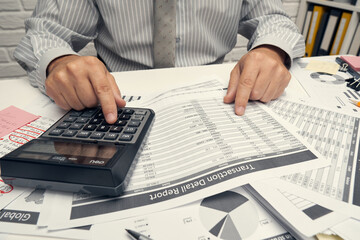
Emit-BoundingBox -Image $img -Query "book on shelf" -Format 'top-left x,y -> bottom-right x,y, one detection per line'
302,4 -> 314,40
348,21 -> 360,55
311,9 -> 330,56
330,11 -> 352,55
317,8 -> 342,56
332,0 -> 358,5
305,5 -> 327,57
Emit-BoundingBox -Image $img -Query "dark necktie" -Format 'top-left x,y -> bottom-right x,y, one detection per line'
153,0 -> 176,68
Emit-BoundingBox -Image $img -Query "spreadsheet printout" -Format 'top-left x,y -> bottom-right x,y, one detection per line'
266,99 -> 360,217
43,78 -> 326,229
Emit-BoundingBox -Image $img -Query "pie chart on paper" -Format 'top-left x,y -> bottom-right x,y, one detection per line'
199,191 -> 259,240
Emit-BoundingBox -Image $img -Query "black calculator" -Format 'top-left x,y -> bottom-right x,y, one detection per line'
0,107 -> 155,196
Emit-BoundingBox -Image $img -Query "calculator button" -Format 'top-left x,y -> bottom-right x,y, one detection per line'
97,125 -> 110,132
62,130 -> 78,137
119,114 -> 131,120
132,115 -> 143,121
104,133 -> 119,140
128,120 -> 141,127
119,134 -> 133,141
135,110 -> 147,115
81,109 -> 98,117
69,123 -> 83,130
123,109 -> 134,115
95,112 -> 105,119
109,126 -> 123,132
57,122 -> 71,129
124,127 -> 137,134
64,116 -> 77,122
90,132 -> 105,139
84,124 -> 97,131
90,118 -> 103,124
69,111 -> 83,117
49,129 -> 64,136
77,131 -> 91,138
76,117 -> 89,123
114,120 -> 127,126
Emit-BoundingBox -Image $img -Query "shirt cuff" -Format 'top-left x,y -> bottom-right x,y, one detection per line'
38,47 -> 79,88
249,37 -> 293,69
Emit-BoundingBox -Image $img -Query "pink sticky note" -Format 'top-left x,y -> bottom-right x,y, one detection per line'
0,106 -> 39,138
340,56 -> 360,72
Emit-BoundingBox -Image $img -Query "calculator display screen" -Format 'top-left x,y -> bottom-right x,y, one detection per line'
15,139 -> 117,166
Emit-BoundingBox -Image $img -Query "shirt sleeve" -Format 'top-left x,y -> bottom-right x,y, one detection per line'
14,0 -> 99,94
238,0 -> 305,68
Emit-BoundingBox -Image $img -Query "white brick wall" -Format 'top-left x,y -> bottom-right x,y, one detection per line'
0,0 -> 300,80
0,0 -> 36,78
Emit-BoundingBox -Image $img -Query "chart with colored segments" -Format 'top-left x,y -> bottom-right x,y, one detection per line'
199,191 -> 259,239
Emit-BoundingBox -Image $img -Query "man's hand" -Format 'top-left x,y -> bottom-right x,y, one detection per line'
46,55 -> 126,124
223,45 -> 291,115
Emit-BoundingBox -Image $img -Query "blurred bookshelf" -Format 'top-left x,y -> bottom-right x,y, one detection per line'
296,0 -> 360,56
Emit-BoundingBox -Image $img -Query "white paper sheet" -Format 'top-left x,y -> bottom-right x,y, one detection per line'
331,218 -> 360,240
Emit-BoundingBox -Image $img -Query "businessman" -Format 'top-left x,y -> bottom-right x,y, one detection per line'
14,0 -> 305,124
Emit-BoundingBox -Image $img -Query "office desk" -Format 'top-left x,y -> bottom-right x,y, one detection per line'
0,62 -> 327,240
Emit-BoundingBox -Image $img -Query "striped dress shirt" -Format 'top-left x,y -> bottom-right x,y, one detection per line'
14,0 -> 305,94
